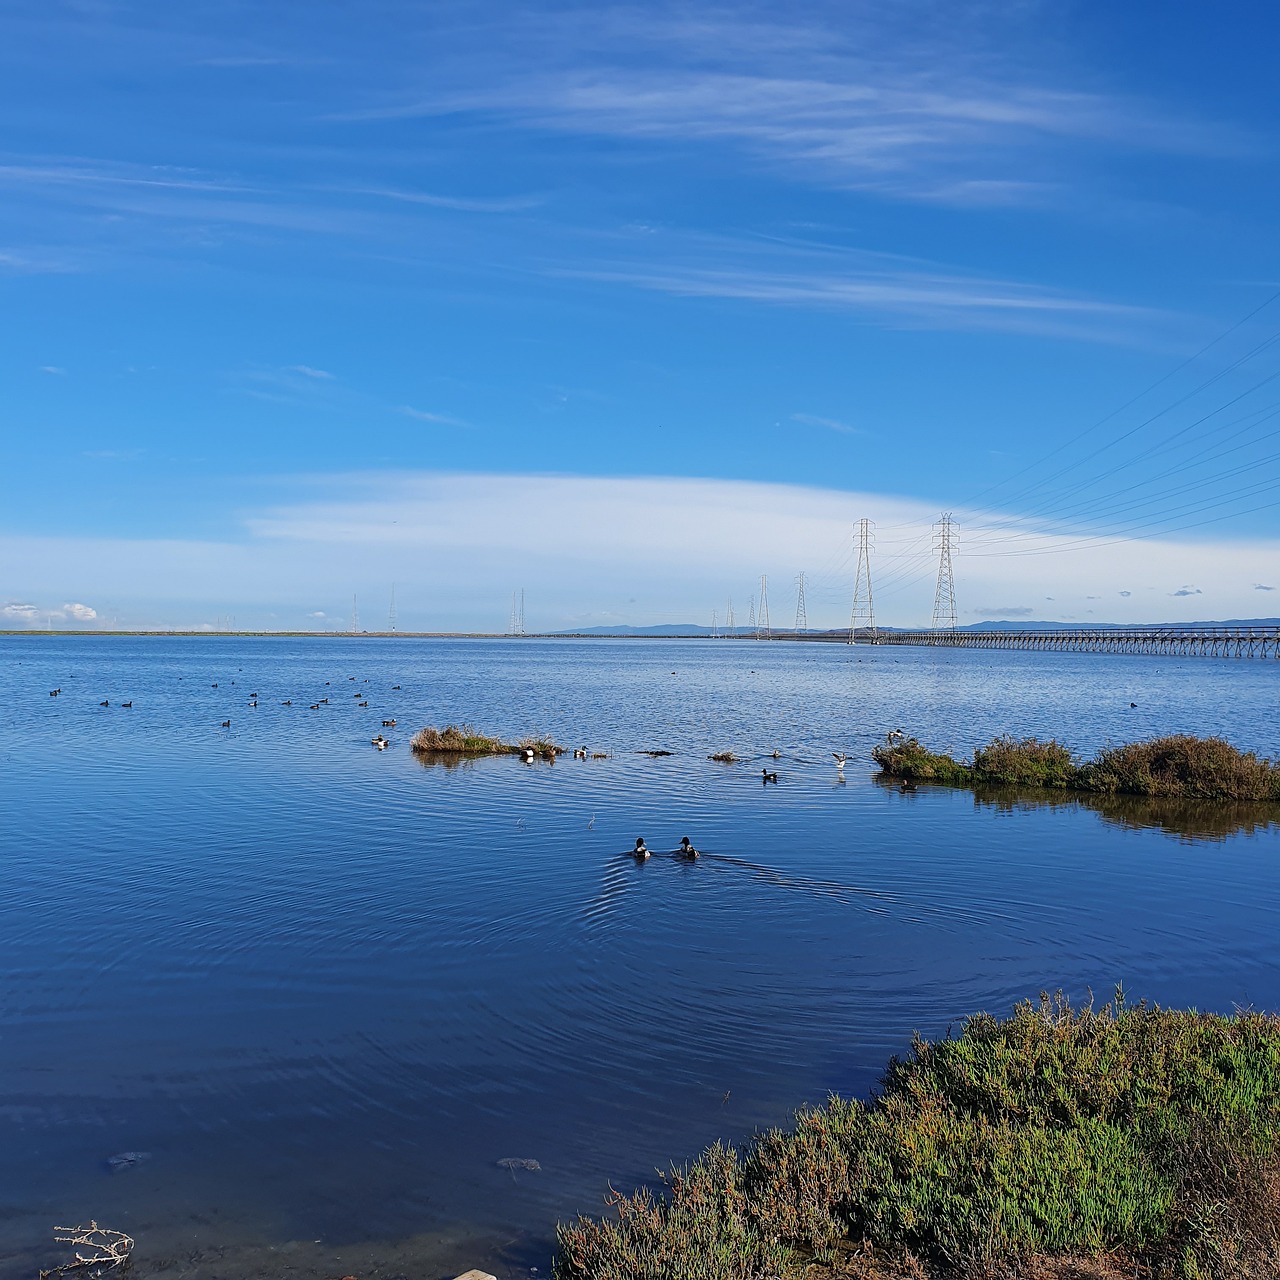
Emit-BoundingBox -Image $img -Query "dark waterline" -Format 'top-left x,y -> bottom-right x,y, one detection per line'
2,636 -> 1278,1278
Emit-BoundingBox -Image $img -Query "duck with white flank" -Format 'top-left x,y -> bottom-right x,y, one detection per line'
631,838 -> 651,860
678,836 -> 699,860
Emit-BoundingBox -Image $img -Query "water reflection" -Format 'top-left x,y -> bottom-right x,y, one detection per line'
873,776 -> 1280,841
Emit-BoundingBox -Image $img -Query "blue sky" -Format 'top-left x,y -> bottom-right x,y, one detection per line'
3,0 -> 1280,630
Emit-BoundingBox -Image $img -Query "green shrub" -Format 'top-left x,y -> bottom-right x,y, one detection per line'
872,733 -> 1280,804
1082,735 -> 1280,801
870,737 -> 971,784
553,995 -> 1280,1280
972,736 -> 1078,789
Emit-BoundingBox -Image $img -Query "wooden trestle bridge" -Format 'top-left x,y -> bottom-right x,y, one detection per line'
774,626 -> 1280,659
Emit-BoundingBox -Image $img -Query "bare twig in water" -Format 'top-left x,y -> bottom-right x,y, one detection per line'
39,1222 -> 134,1279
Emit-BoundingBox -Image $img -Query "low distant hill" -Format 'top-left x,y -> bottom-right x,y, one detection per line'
549,618 -> 1280,636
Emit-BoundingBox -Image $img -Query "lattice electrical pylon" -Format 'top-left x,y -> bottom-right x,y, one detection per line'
508,590 -> 526,636
794,572 -> 808,634
711,609 -> 718,639
747,596 -> 756,635
726,597 -> 735,634
931,513 -> 960,630
388,583 -> 397,632
849,519 -> 876,643
350,594 -> 359,634
758,575 -> 771,640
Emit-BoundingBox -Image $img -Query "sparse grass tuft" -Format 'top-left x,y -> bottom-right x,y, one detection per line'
409,724 -> 563,759
554,995 -> 1280,1280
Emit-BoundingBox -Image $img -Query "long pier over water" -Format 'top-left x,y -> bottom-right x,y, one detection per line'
776,626 -> 1280,659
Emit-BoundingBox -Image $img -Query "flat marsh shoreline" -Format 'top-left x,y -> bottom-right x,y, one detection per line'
554,995 -> 1280,1280
872,734 -> 1280,802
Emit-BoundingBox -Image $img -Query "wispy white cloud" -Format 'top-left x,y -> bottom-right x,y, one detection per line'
342,7 -> 1243,206
40,364 -> 67,375
558,251 -> 1167,341
398,405 -> 468,427
5,470 -> 1279,629
791,412 -> 858,435
287,364 -> 334,380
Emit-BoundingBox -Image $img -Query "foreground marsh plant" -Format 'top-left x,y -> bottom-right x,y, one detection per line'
554,993 -> 1280,1280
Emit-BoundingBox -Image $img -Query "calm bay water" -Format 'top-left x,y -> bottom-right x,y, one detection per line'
2,635 -> 1279,1278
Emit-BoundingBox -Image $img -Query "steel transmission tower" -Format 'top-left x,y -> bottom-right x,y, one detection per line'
711,609 -> 718,639
758,575 -> 771,640
350,594 -> 359,634
726,598 -> 735,635
794,572 -> 808,633
849,519 -> 876,642
508,590 -> 526,636
931,513 -> 960,630
746,596 -> 756,635
388,583 -> 397,632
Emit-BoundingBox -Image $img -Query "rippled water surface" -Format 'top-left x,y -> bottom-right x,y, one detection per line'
2,636 -> 1279,1278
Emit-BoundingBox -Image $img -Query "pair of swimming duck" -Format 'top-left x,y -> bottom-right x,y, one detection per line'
632,837 -> 699,861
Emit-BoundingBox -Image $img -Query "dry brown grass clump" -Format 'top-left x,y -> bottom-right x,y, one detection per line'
1083,734 -> 1280,801
409,724 -> 563,759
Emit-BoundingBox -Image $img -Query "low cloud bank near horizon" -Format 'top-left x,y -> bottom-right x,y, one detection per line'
2,471 -> 1277,632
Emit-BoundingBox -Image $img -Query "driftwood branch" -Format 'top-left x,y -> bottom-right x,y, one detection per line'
39,1221 -> 134,1280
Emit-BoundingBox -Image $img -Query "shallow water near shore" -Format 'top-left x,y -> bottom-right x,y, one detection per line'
2,635 -> 1279,1279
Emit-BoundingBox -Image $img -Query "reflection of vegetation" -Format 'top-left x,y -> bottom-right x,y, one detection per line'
409,724 -> 563,759
955,781 -> 1280,842
554,993 -> 1280,1280
873,733 -> 1280,802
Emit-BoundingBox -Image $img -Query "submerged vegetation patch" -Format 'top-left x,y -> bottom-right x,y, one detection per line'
553,994 -> 1280,1280
409,724 -> 563,759
872,733 -> 1280,802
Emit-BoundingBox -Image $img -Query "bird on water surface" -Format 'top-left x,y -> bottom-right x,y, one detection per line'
761,768 -> 778,784
632,838 -> 651,860
678,836 -> 699,860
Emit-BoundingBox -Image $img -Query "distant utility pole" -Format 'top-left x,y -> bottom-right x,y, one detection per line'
726,597 -> 735,635
794,572 -> 808,634
850,519 -> 876,643
711,609 -> 719,639
520,589 -> 526,635
931,513 -> 960,631
350,595 -> 359,634
388,584 -> 397,632
758,575 -> 771,640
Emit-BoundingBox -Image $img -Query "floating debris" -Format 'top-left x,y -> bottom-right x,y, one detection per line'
496,1157 -> 541,1172
105,1151 -> 151,1172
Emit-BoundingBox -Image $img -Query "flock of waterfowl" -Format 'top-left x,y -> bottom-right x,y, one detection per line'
45,673 -> 923,804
